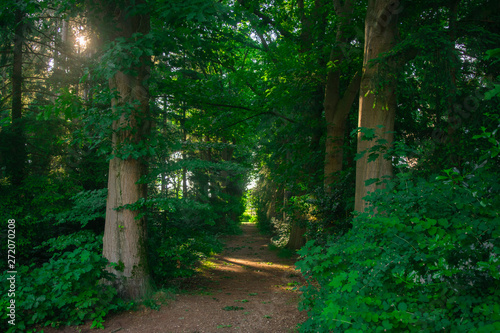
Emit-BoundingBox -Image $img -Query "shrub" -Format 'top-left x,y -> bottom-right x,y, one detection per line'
0,176 -> 83,270
51,188 -> 107,230
297,169 -> 500,332
0,231 -> 126,333
146,197 -> 224,284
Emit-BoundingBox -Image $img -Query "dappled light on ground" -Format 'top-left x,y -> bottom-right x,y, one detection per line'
42,223 -> 306,333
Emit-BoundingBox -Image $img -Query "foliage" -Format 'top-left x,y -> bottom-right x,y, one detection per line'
302,171 -> 355,243
0,231 -> 126,333
0,182 -> 112,331
51,188 -> 107,229
297,163 -> 500,332
146,196 -> 226,284
0,175 -> 83,269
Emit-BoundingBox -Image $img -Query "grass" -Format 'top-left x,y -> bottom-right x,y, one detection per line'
183,287 -> 214,296
198,259 -> 218,271
222,306 -> 244,311
217,324 -> 232,328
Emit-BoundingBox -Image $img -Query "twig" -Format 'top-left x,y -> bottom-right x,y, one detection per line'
394,234 -> 417,252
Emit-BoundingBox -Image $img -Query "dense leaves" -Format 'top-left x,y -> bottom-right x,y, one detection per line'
297,167 -> 500,332
0,232 -> 126,333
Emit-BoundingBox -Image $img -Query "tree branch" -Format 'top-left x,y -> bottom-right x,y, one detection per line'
338,71 -> 361,113
236,0 -> 294,39
200,102 -> 296,133
23,89 -> 58,97
209,110 -> 295,134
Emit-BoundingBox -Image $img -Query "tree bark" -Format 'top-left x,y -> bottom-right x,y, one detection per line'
354,0 -> 401,213
324,71 -> 360,190
181,108 -> 188,198
286,222 -> 306,250
323,0 -> 360,191
102,1 -> 152,300
9,5 -> 26,186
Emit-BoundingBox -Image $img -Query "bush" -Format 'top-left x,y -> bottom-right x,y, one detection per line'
51,189 -> 107,230
0,176 -> 83,270
146,197 -> 224,285
0,231 -> 126,332
297,169 -> 500,332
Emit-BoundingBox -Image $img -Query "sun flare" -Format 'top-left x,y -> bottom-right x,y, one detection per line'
76,36 -> 86,48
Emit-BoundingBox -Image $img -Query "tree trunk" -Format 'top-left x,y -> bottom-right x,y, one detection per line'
286,220 -> 306,250
285,149 -> 306,250
102,1 -> 152,300
354,0 -> 401,213
323,71 -> 360,190
323,0 -> 360,191
181,108 -> 188,198
284,189 -> 307,251
9,5 -> 25,186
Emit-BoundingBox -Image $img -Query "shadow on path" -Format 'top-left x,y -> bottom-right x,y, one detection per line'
43,222 -> 307,333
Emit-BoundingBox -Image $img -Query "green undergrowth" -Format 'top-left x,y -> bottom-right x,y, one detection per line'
297,167 -> 500,332
145,193 -> 244,286
0,231 -> 129,333
268,243 -> 296,259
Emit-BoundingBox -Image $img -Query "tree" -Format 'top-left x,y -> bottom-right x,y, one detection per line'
100,0 -> 152,299
354,0 -> 401,213
1,2 -> 27,186
323,0 -> 361,191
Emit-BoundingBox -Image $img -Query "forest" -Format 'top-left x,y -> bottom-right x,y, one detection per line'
0,0 -> 499,332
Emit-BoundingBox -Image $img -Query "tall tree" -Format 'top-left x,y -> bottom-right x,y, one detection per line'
355,0 -> 401,213
101,0 -> 153,299
8,3 -> 26,186
323,0 -> 361,191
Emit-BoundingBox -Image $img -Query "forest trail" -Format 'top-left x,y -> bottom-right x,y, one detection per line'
45,222 -> 307,333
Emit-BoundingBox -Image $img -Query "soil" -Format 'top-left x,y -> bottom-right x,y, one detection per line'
43,222 -> 308,333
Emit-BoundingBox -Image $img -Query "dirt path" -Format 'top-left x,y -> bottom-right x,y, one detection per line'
45,222 -> 307,333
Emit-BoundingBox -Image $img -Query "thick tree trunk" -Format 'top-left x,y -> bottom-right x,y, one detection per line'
9,6 -> 26,186
286,220 -> 306,250
323,71 -> 360,190
354,0 -> 401,213
104,148 -> 151,299
102,1 -> 152,300
323,0 -> 360,191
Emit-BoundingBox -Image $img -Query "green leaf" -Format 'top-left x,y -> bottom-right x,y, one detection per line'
382,320 -> 393,330
365,178 -> 380,186
398,302 -> 408,312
